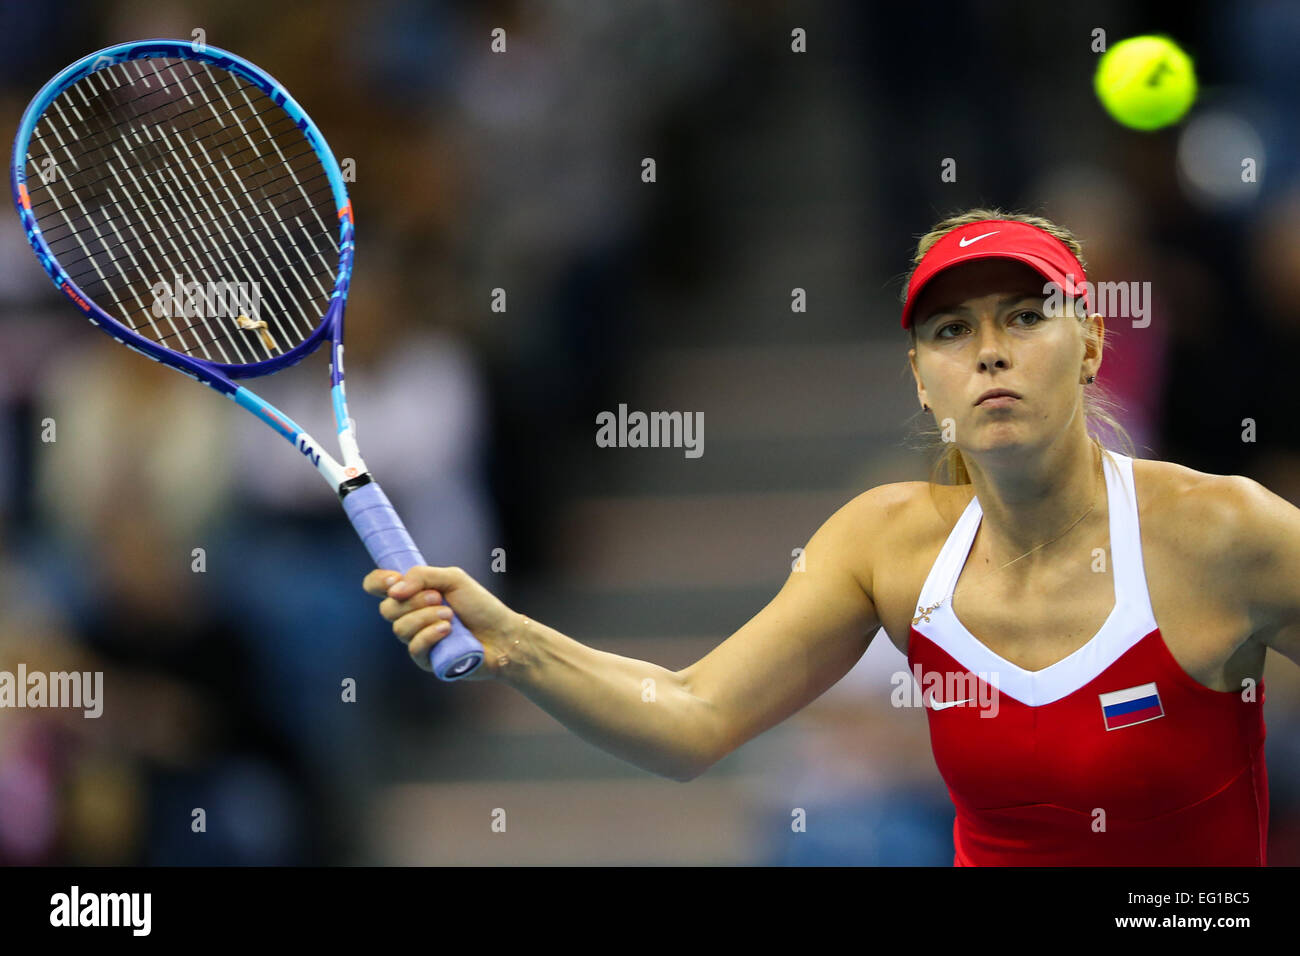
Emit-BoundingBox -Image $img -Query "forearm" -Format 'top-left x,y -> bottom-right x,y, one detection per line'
498,614 -> 720,782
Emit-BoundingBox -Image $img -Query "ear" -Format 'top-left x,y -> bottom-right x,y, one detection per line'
908,347 -> 928,409
1082,312 -> 1105,382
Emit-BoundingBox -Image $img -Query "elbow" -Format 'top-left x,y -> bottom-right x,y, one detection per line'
670,762 -> 704,784
670,672 -> 726,782
672,743 -> 721,783
672,757 -> 703,783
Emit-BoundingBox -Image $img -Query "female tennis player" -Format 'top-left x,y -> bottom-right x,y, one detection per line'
363,210 -> 1300,865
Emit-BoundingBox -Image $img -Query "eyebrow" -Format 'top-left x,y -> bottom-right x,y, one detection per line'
921,293 -> 1045,325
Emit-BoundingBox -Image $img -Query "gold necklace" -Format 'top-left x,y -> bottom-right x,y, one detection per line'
913,448 -> 1103,627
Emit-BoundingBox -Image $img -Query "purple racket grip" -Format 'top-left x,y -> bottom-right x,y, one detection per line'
342,482 -> 484,681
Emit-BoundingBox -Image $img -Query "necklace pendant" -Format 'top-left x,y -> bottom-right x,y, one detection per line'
912,600 -> 943,626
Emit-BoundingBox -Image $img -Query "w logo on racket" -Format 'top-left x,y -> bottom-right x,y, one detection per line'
298,437 -> 320,466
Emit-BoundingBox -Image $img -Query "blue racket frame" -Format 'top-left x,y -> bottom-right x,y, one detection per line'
11,39 -> 485,680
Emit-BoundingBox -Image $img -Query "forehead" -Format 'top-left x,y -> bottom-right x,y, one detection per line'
912,259 -> 1047,326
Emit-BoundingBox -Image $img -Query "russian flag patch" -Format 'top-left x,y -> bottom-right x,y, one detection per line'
1099,682 -> 1164,731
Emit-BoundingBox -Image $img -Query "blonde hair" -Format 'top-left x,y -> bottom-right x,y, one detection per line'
902,207 -> 1135,485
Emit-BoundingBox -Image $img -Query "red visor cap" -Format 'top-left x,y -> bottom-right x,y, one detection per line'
901,220 -> 1091,329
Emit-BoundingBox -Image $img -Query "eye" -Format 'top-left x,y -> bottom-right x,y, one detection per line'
935,311 -> 1040,338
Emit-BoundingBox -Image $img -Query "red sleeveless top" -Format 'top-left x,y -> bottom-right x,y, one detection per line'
906,452 -> 1268,865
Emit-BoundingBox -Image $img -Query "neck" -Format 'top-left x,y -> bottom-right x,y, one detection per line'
960,431 -> 1103,567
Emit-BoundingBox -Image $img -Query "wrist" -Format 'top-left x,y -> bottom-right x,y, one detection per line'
496,611 -> 540,685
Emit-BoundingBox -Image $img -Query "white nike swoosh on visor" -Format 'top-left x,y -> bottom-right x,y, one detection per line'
958,231 -> 999,247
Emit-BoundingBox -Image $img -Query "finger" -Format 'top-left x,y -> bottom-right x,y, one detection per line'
392,606 -> 454,644
408,617 -> 454,666
363,569 -> 401,597
378,589 -> 444,622
386,566 -> 433,600
387,566 -> 465,601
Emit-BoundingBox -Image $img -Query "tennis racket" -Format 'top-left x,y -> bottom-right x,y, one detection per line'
10,38 -> 484,680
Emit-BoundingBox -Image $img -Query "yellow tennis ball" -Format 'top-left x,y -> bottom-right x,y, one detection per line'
1094,35 -> 1197,131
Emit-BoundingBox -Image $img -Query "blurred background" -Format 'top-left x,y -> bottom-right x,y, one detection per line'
2,0 -> 1299,864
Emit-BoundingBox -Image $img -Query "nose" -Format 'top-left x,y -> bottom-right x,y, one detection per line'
975,322 -> 1011,372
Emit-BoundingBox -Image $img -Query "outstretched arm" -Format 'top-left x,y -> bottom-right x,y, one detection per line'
364,485 -> 893,782
675,486 -> 892,774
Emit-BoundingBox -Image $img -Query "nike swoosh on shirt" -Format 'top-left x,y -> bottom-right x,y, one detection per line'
928,696 -> 973,710
958,231 -> 999,247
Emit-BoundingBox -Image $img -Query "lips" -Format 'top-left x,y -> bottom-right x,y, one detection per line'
975,389 -> 1022,406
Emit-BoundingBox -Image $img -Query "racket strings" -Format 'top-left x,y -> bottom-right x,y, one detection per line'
62,60 -> 335,329
31,62 -> 294,363
29,70 -> 316,365
25,55 -> 341,366
32,119 -> 330,261
34,165 -> 336,345
30,63 -> 314,201
84,59 -> 332,360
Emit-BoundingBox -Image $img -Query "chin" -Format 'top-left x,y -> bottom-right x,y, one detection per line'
963,427 -> 1033,456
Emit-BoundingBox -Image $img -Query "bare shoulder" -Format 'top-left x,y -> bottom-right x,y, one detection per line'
1132,457 -> 1259,552
1130,457 -> 1283,597
1131,455 -> 1233,498
1135,456 -> 1300,661
820,480 -> 965,583
830,480 -> 957,539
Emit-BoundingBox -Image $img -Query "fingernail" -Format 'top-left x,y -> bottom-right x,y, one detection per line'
385,576 -> 398,587
423,593 -> 440,606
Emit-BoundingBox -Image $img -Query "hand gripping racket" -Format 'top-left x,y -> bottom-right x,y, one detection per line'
11,39 -> 484,680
